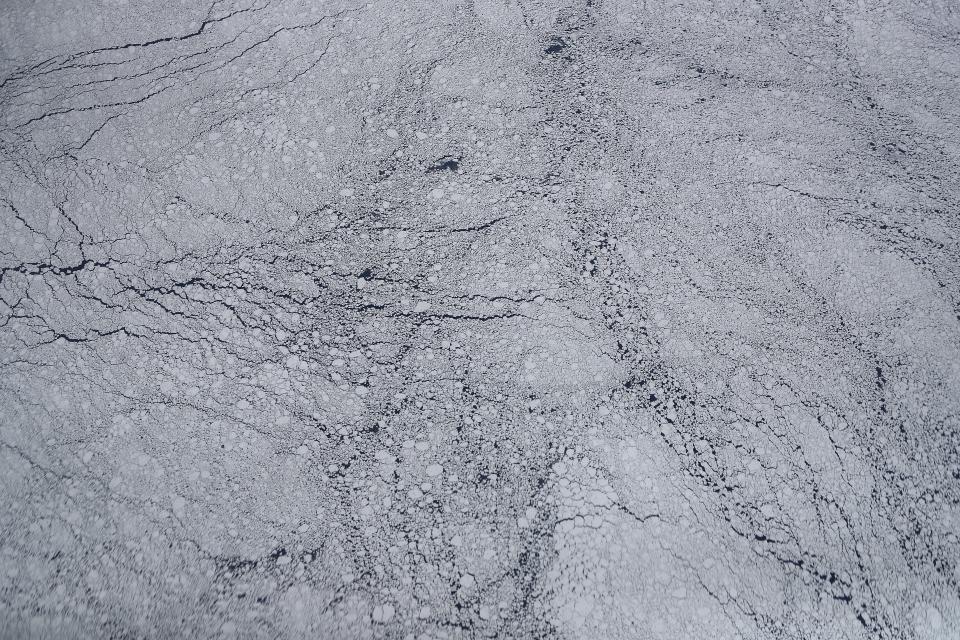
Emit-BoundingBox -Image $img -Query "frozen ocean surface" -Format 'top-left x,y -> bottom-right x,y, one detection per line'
1,1 -> 959,638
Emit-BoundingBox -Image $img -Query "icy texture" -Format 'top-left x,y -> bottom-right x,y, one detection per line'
1,1 -> 959,639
